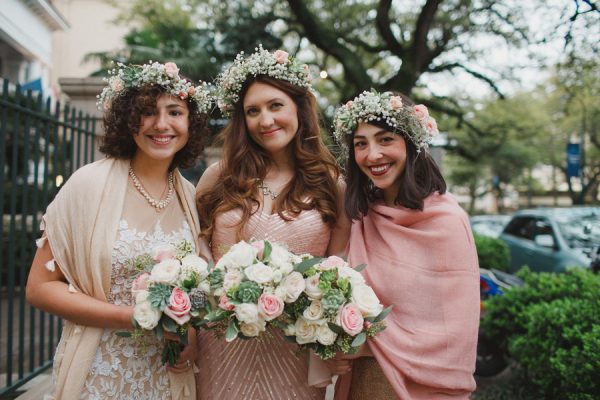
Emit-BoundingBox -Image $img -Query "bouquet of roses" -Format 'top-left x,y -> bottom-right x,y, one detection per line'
118,240 -> 212,365
204,239 -> 308,341
279,255 -> 391,359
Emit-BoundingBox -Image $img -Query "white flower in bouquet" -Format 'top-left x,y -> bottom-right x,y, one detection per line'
351,284 -> 384,317
198,280 -> 211,294
240,319 -> 266,337
222,241 -> 257,269
269,243 -> 294,274
234,303 -> 260,325
283,323 -> 296,336
304,273 -> 323,300
278,271 -> 306,303
338,266 -> 366,287
244,262 -> 275,284
294,316 -> 318,344
316,322 -> 338,346
271,269 -> 284,283
180,254 -> 209,279
133,292 -> 161,330
152,244 -> 177,262
303,299 -> 324,321
318,255 -> 347,271
149,259 -> 181,284
222,269 -> 243,291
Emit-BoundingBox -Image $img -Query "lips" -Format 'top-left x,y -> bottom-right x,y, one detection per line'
261,128 -> 281,137
368,163 -> 391,176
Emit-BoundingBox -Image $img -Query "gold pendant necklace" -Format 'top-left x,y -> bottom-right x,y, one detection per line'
129,167 -> 174,211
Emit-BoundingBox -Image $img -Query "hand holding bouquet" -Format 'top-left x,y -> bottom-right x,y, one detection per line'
118,240 -> 211,365
281,255 -> 391,359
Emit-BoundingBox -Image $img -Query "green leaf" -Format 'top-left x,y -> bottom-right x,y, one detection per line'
353,263 -> 367,272
162,316 -> 178,333
351,332 -> 367,347
115,331 -> 132,337
161,340 -> 181,366
283,335 -> 298,344
294,257 -> 322,274
225,320 -> 239,342
373,305 -> 393,323
262,240 -> 272,262
205,309 -> 229,322
327,322 -> 345,335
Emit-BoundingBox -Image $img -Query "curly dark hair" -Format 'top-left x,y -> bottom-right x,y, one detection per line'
100,84 -> 209,169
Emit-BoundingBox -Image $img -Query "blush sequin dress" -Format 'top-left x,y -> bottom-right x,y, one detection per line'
196,208 -> 331,400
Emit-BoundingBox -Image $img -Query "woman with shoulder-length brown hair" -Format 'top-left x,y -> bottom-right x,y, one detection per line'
26,61 -> 212,399
326,90 -> 480,400
195,46 -> 350,399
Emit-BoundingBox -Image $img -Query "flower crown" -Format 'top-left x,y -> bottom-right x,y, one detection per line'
97,61 -> 213,114
216,45 -> 313,116
333,90 -> 439,155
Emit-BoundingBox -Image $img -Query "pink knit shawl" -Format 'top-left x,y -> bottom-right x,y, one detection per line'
336,193 -> 479,400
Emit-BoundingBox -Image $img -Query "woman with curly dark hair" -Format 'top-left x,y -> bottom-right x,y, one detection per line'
26,61 -> 212,399
194,46 -> 350,399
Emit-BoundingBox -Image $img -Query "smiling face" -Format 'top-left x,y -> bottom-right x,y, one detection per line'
242,82 -> 299,157
133,93 -> 190,166
353,122 -> 407,206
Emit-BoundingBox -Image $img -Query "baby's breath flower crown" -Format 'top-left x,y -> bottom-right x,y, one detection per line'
216,45 -> 313,116
97,61 -> 213,114
333,90 -> 439,155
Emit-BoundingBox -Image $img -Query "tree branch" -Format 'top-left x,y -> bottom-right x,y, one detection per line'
412,0 -> 443,71
427,62 -> 505,98
375,0 -> 405,57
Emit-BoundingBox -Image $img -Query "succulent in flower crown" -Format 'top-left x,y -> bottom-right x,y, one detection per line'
333,90 -> 439,156
96,61 -> 213,114
215,45 -> 313,116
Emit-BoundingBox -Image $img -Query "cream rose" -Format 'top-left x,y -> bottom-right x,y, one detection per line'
269,244 -> 293,273
223,269 -> 243,291
303,299 -> 324,321
244,262 -> 275,284
351,284 -> 383,318
279,271 -> 306,303
319,255 -> 347,271
316,322 -> 338,346
240,319 -> 266,337
164,62 -> 180,77
150,259 -> 181,284
389,96 -> 403,110
304,273 -> 323,300
338,266 -> 365,287
235,303 -> 259,325
294,316 -> 318,344
133,295 -> 161,330
181,254 -> 209,279
152,244 -> 177,262
227,241 -> 257,268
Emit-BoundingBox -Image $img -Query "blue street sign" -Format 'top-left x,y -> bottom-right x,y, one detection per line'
566,142 -> 581,178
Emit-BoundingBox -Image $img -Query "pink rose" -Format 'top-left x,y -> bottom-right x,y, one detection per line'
389,96 -> 403,110
425,116 -> 438,135
164,62 -> 179,77
164,287 -> 191,325
345,100 -> 353,108
251,240 -> 265,260
273,50 -> 289,64
339,303 -> 364,336
178,91 -> 187,99
219,295 -> 236,311
188,87 -> 195,96
131,272 -> 150,295
258,293 -> 284,321
413,104 -> 429,121
319,255 -> 347,271
152,244 -> 177,262
110,77 -> 124,92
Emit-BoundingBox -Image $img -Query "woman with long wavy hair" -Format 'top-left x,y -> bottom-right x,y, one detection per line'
195,47 -> 350,399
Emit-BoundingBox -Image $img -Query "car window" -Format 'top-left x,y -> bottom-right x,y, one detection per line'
504,217 -> 537,240
534,219 -> 554,238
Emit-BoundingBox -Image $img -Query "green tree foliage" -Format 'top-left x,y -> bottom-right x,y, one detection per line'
480,268 -> 600,398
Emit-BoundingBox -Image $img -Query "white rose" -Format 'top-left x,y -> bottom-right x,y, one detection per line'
280,272 -> 306,303
181,254 -> 209,279
133,298 -> 161,330
227,241 -> 257,267
235,303 -> 259,325
244,262 -> 275,284
150,259 -> 181,284
338,266 -> 365,287
271,269 -> 283,283
197,280 -> 211,294
351,285 -> 383,318
294,316 -> 318,344
240,319 -> 266,337
316,322 -> 338,346
283,324 -> 296,336
303,300 -> 324,321
269,244 -> 293,270
304,273 -> 323,300
223,269 -> 243,291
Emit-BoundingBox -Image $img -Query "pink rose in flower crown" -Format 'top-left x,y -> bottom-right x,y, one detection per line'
339,303 -> 364,336
319,255 -> 347,271
152,244 -> 177,262
251,240 -> 265,260
413,104 -> 429,121
345,100 -> 353,108
164,62 -> 180,78
258,293 -> 284,321
219,295 -> 236,311
188,87 -> 195,96
131,272 -> 150,295
273,50 -> 289,64
424,116 -> 438,135
109,76 -> 124,92
389,96 -> 403,110
164,287 -> 191,325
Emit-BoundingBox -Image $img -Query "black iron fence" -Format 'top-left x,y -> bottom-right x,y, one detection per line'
0,79 -> 97,396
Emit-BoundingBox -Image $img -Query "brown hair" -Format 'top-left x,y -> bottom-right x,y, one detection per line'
100,84 -> 208,170
344,95 -> 446,220
197,76 -> 340,240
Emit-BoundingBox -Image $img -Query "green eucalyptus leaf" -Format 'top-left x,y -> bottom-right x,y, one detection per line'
262,241 -> 272,262
294,257 -> 322,274
351,332 -> 367,347
115,331 -> 132,337
225,320 -> 239,342
373,305 -> 393,323
327,322 -> 345,335
353,263 -> 367,272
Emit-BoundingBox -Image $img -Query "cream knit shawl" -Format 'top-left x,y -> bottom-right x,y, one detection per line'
43,158 -> 200,399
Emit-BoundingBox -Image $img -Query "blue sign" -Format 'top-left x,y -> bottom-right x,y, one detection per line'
566,143 -> 581,178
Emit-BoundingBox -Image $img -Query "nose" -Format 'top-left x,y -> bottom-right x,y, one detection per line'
258,111 -> 274,129
366,145 -> 383,162
154,110 -> 168,131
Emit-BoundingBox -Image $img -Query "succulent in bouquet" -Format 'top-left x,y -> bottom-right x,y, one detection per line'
117,240 -> 212,365
280,255 -> 391,359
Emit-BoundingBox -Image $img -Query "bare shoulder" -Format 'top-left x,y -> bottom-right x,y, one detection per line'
196,161 -> 223,196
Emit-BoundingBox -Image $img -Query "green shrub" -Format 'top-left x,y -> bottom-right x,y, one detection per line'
480,268 -> 600,399
474,234 -> 510,271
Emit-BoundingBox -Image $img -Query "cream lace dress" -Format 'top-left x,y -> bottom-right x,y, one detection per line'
80,183 -> 194,399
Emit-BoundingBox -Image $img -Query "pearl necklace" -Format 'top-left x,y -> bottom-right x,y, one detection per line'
257,180 -> 278,200
129,167 -> 174,211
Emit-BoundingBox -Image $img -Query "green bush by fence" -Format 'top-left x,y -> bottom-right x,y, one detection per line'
474,234 -> 510,271
480,267 -> 600,399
